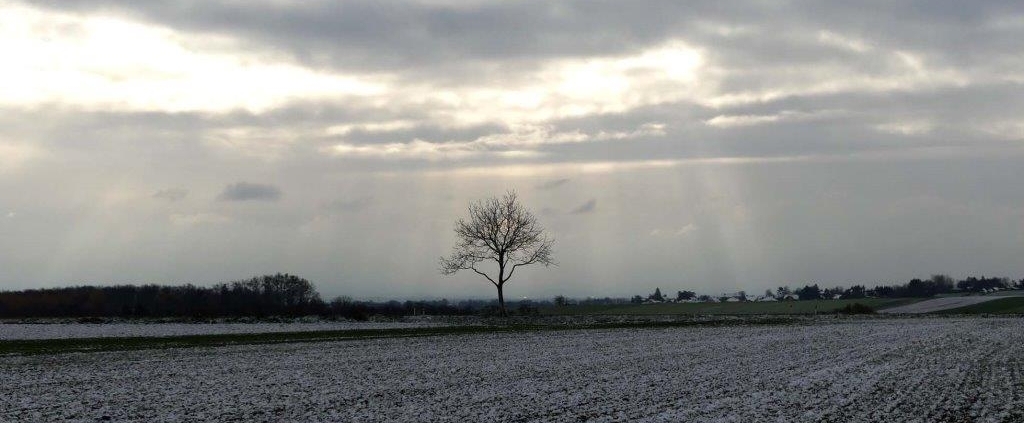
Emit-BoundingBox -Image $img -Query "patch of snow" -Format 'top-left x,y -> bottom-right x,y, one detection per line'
2,318 -> 1023,421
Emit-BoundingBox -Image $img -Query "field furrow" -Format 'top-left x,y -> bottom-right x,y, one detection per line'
2,318 -> 1022,422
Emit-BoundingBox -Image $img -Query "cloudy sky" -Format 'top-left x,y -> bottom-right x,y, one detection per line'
1,0 -> 1023,299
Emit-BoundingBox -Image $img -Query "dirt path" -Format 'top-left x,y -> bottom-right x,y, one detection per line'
879,292 -> 1024,314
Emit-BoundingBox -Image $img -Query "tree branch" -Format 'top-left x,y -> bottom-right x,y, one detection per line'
440,190 -> 555,294
470,266 -> 498,286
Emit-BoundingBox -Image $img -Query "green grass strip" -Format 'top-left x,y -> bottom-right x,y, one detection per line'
538,298 -> 920,316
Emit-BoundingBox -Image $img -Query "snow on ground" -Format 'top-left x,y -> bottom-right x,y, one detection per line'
2,318 -> 1023,422
880,293 -> 1024,314
0,321 -> 449,340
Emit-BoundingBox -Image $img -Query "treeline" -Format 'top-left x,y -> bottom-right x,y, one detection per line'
608,274 -> 1024,305
327,297 -> 480,320
0,274 -> 323,318
778,275 -> 1021,300
0,274 -> 483,320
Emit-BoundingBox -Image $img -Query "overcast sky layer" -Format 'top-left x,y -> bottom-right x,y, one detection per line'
1,0 -> 1023,299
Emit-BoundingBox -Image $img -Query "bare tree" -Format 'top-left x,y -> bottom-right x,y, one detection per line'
440,191 -> 555,316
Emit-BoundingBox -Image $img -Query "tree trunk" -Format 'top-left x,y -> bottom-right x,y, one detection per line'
497,257 -> 507,317
497,284 -> 507,317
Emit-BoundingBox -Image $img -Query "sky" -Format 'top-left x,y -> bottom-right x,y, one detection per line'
1,0 -> 1023,300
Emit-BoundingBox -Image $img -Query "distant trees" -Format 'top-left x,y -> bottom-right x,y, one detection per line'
796,284 -> 822,300
575,297 -> 630,305
15,270 -> 1009,319
904,279 -> 937,297
325,298 -> 476,320
440,191 -> 555,317
956,276 -> 1010,293
0,278 -> 484,320
677,290 -> 696,301
871,285 -> 896,298
822,286 -> 844,299
843,285 -> 867,299
871,276 -> 957,298
574,274 -> 1019,310
609,273 -> 1020,309
931,274 -> 955,292
218,274 -> 322,316
776,286 -> 792,298
768,274 -> 1004,301
0,274 -> 323,318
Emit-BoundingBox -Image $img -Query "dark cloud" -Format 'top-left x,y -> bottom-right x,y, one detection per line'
217,182 -> 282,202
571,199 -> 597,214
153,188 -> 188,201
29,0 -> 1024,83
31,1 -> 685,73
333,122 -> 508,147
8,0 -> 1024,170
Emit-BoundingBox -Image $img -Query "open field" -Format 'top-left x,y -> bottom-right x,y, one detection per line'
938,297 -> 1024,315
3,318 -> 1023,422
0,321 -> 450,341
540,298 -> 919,315
881,293 -> 1024,314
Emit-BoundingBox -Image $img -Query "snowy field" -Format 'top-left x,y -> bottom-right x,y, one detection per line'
2,318 -> 1023,422
0,321 -> 449,340
880,293 -> 1024,314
